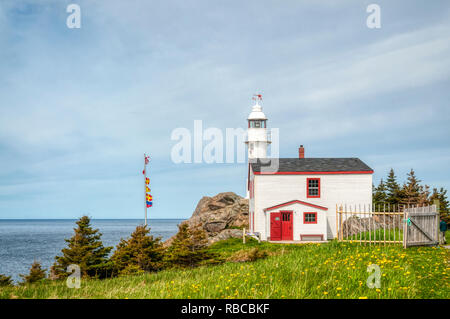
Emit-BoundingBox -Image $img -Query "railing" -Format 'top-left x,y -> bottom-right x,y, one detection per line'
336,203 -> 439,248
245,132 -> 272,144
336,204 -> 405,245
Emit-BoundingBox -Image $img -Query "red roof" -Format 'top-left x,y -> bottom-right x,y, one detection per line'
264,200 -> 328,212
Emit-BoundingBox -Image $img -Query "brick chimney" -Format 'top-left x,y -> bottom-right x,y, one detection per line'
299,145 -> 305,159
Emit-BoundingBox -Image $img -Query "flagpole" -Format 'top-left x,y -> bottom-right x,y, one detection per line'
144,153 -> 147,226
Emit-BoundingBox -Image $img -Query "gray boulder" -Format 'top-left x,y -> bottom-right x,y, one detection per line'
342,214 -> 403,237
165,192 -> 249,246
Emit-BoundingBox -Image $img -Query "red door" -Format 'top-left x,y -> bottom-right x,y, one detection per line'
270,212 -> 281,241
281,211 -> 293,241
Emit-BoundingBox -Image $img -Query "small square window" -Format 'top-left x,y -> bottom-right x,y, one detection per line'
304,212 -> 317,224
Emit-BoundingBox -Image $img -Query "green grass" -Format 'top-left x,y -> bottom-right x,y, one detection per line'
345,228 -> 404,242
1,239 -> 448,299
209,237 -> 295,256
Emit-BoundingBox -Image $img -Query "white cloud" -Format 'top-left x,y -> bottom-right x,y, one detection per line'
268,25 -> 450,112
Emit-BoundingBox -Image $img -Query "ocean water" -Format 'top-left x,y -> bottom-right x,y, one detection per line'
0,219 -> 184,283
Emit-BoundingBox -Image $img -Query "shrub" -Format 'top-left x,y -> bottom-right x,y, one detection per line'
164,224 -> 219,268
111,225 -> 165,276
228,248 -> 268,262
20,261 -> 46,284
0,274 -> 13,287
51,216 -> 113,279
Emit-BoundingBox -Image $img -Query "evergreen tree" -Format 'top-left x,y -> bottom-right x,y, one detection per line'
385,168 -> 403,206
430,187 -> 450,223
0,274 -> 13,287
400,169 -> 422,206
373,178 -> 388,207
417,184 -> 431,206
164,224 -> 217,268
111,225 -> 165,276
20,261 -> 46,284
52,216 -> 113,279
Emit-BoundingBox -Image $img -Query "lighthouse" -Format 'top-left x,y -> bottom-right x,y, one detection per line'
245,95 -> 270,200
245,94 -> 270,159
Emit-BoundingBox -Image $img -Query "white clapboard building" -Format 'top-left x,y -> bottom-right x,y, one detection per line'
246,99 -> 373,241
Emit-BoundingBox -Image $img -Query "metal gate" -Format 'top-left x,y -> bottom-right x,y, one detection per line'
404,205 -> 439,247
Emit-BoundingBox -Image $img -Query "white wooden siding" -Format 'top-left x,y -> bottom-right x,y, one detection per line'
265,202 -> 327,240
252,173 -> 372,240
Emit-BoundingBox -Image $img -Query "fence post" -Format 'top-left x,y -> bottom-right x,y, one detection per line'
243,227 -> 246,244
368,204 -> 371,246
403,210 -> 407,249
383,205 -> 386,246
433,199 -> 440,244
359,204 -> 362,245
336,204 -> 338,241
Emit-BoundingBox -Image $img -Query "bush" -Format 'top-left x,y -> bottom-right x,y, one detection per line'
51,216 -> 113,279
228,248 -> 268,263
20,261 -> 46,284
111,225 -> 165,276
164,224 -> 219,268
0,274 -> 13,287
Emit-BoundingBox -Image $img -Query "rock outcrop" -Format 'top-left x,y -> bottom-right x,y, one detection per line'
165,192 -> 249,245
342,214 -> 403,237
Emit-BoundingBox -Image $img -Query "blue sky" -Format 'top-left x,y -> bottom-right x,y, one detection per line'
0,0 -> 449,219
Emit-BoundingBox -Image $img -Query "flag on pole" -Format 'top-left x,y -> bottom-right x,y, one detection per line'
143,154 -> 152,223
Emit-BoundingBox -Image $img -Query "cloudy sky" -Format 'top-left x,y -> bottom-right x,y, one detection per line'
0,0 -> 449,219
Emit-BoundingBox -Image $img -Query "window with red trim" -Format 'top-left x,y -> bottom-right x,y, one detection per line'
304,212 -> 317,224
307,178 -> 320,198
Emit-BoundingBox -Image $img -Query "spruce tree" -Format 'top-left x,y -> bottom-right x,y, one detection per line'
111,225 -> 165,275
417,184 -> 431,206
0,274 -> 13,287
52,216 -> 113,279
373,178 -> 388,207
164,224 -> 217,268
385,168 -> 403,206
401,169 -> 422,206
430,187 -> 450,223
20,261 -> 46,284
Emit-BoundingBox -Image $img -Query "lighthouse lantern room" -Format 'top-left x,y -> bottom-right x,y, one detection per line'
245,95 -> 271,159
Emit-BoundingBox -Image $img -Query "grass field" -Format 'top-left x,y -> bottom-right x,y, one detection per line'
344,228 -> 404,242
1,239 -> 448,299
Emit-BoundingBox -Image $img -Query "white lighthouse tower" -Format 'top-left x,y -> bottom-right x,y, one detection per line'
245,95 -> 270,200
245,94 -> 270,160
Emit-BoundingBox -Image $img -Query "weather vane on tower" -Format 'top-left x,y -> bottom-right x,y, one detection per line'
252,94 -> 263,103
